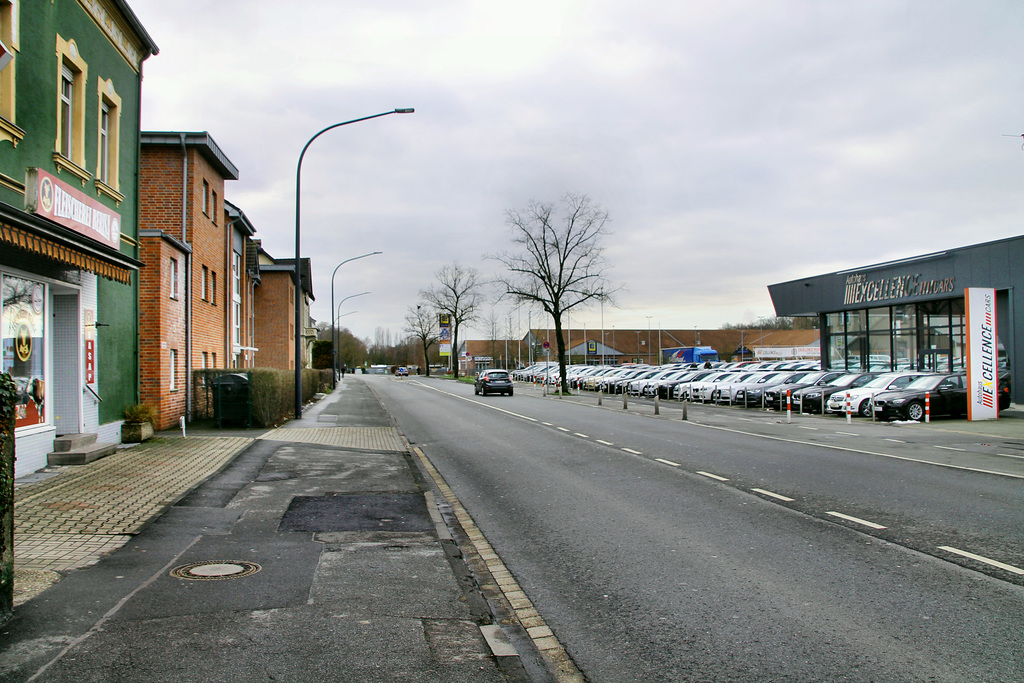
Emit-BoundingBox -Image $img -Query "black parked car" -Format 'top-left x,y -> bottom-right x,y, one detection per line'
873,373 -> 967,421
763,371 -> 846,410
474,369 -> 514,396
792,372 -> 879,414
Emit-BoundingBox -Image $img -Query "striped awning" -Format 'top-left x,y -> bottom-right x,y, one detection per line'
0,220 -> 134,284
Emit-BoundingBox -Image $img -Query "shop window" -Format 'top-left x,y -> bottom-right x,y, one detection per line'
0,0 -> 24,148
54,35 -> 90,183
94,78 -> 122,202
2,275 -> 47,428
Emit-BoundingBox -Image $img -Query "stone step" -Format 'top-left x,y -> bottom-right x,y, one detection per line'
47,441 -> 117,466
51,433 -> 98,452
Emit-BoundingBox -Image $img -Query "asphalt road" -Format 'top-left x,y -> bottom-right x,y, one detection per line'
371,375 -> 1024,683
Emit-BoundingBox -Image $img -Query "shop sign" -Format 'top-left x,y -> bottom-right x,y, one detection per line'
843,272 -> 955,306
26,169 -> 121,250
755,346 -> 821,359
587,340 -> 597,355
965,288 -> 998,421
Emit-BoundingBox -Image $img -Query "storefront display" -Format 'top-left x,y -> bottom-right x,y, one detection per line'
2,275 -> 46,428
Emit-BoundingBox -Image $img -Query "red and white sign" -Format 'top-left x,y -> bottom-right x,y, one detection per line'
85,339 -> 95,385
26,169 -> 121,250
965,287 -> 998,421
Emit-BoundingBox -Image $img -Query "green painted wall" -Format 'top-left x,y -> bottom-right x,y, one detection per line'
0,0 -> 153,424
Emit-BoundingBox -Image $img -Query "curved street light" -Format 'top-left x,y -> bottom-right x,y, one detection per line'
294,108 -> 414,418
333,291 -> 371,386
330,250 -> 381,385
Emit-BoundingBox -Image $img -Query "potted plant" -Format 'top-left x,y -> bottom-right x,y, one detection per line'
122,404 -> 156,443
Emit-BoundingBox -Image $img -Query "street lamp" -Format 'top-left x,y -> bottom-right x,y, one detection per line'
294,108 -> 414,418
333,291 -> 371,387
330,251 -> 380,386
645,315 -> 653,365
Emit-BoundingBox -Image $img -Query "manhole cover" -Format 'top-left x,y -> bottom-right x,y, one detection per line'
170,560 -> 261,581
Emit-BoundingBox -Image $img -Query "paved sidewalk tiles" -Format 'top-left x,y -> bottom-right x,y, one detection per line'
259,426 -> 406,452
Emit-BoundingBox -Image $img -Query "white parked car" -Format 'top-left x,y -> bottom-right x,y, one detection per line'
825,372 -> 932,417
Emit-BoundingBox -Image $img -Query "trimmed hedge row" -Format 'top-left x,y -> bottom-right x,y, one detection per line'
192,368 -> 333,428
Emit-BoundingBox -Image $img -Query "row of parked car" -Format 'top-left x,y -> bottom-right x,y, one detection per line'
508,360 -> 1012,421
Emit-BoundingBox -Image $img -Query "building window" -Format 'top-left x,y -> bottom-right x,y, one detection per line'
211,191 -> 218,223
94,78 -> 122,201
202,351 -> 208,369
232,251 -> 241,347
54,35 -> 89,182
211,271 -> 216,305
202,179 -> 209,215
169,349 -> 177,390
0,0 -> 23,147
169,257 -> 178,299
201,265 -> 208,300
211,352 -> 217,368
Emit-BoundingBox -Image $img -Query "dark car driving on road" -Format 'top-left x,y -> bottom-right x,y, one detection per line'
873,373 -> 967,421
474,369 -> 514,396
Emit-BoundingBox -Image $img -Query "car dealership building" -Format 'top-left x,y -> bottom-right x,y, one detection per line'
768,235 -> 1020,406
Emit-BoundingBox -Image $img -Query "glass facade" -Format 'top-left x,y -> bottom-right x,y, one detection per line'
824,299 -> 965,374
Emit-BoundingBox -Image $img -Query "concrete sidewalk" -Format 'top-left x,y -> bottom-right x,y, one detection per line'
3,378 -> 537,682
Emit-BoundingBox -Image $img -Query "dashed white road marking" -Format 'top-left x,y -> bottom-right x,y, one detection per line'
557,427 -> 570,432
885,438 -> 905,443
574,432 -> 589,438
935,445 -> 966,452
752,488 -> 795,502
997,452 -> 1024,460
826,511 -> 887,529
938,546 -> 1024,575
655,458 -> 681,467
836,431 -> 858,436
798,426 -> 818,431
622,448 -> 643,455
596,439 -> 614,446
697,471 -> 729,482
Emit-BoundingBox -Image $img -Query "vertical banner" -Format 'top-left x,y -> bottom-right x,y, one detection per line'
438,313 -> 451,357
965,287 -> 998,421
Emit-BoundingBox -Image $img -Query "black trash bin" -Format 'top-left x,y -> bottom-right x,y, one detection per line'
210,372 -> 252,428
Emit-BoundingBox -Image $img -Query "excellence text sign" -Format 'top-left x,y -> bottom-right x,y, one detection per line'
965,288 -> 998,421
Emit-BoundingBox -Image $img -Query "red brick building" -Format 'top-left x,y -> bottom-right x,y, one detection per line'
253,249 -> 314,371
139,131 -> 261,429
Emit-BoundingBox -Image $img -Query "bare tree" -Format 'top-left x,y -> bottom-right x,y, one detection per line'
490,193 -> 617,394
404,304 -> 438,376
421,263 -> 484,378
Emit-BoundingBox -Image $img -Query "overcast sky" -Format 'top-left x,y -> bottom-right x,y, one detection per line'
128,0 -> 1024,342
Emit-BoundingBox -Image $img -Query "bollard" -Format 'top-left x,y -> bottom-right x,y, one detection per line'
845,392 -> 852,424
681,398 -> 688,421
871,394 -> 876,422
180,415 -> 187,438
925,391 -> 930,423
622,390 -> 628,409
598,389 -> 603,406
654,393 -> 660,415
786,390 -> 792,424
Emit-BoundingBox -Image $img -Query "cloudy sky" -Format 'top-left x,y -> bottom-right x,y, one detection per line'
128,0 -> 1024,342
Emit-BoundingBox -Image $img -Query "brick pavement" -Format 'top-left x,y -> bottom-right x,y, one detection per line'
14,436 -> 252,573
258,426 -> 406,451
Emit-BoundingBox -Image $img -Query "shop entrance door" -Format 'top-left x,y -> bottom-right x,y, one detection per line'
918,348 -> 952,373
52,292 -> 81,435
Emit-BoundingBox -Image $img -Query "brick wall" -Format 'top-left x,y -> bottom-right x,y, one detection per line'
254,271 -> 294,370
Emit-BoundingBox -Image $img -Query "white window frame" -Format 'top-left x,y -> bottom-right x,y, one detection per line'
169,257 -> 178,299
169,348 -> 177,391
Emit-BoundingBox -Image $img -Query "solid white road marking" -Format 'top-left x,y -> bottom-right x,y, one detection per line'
938,546 -> 1024,575
697,471 -> 729,481
826,511 -> 887,529
655,458 -> 681,467
752,488 -> 795,502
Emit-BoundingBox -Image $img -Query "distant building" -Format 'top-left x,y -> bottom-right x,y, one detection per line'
253,251 -> 314,370
0,0 -> 158,477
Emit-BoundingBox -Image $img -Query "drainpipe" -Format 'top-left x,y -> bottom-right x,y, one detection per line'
180,134 -> 192,421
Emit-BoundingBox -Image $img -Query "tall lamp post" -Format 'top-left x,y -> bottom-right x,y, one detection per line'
294,108 -> 414,418
330,250 -> 380,385
333,291 -> 371,387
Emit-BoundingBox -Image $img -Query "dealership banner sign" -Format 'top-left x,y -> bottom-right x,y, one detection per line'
438,313 -> 451,357
965,288 -> 998,421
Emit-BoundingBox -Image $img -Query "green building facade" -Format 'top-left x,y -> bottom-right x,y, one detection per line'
0,0 -> 157,477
